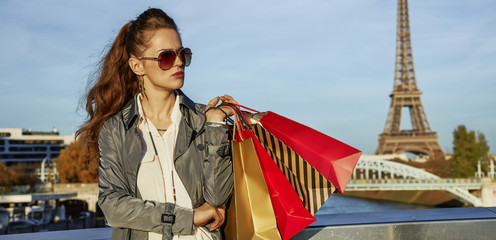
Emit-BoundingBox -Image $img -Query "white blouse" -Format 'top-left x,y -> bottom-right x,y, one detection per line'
136,93 -> 212,240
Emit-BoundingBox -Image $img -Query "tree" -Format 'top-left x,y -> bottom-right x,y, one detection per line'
476,132 -> 490,172
452,125 -> 490,177
0,162 -> 15,192
0,162 -> 37,193
55,139 -> 98,183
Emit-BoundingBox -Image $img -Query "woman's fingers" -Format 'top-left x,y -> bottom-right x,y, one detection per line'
208,205 -> 227,231
217,95 -> 238,117
219,95 -> 238,105
211,94 -> 238,108
217,206 -> 226,226
206,96 -> 220,111
209,210 -> 222,231
205,94 -> 240,122
193,203 -> 230,231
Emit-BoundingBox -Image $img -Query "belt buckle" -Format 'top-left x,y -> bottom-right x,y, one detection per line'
161,214 -> 175,224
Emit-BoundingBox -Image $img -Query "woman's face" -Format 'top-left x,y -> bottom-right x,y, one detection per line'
140,28 -> 185,92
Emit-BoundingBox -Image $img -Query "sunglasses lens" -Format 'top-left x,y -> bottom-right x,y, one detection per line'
157,48 -> 192,70
180,48 -> 192,67
158,51 -> 176,70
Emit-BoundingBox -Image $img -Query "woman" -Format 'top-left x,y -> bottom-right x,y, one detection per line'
78,8 -> 234,240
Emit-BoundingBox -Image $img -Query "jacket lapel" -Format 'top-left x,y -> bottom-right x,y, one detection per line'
122,94 -> 139,131
174,90 -> 205,161
121,91 -> 206,163
119,95 -> 142,196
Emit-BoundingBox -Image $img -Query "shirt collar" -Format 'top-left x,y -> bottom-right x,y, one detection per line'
123,89 -> 202,131
170,93 -> 182,125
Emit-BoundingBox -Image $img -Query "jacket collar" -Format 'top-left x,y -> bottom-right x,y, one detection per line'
121,89 -> 203,131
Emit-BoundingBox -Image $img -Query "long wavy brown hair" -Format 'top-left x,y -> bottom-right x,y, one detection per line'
78,8 -> 179,162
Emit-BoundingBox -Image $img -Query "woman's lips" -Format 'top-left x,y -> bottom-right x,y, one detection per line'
173,71 -> 184,78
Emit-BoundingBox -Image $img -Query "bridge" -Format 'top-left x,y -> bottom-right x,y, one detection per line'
346,157 -> 484,207
40,158 -> 492,211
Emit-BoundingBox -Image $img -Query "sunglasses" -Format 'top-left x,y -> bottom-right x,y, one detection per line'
139,47 -> 192,70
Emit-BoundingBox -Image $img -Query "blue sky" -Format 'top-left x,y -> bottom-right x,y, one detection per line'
0,0 -> 495,156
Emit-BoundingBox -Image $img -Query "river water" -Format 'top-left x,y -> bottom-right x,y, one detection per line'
315,195 -> 430,215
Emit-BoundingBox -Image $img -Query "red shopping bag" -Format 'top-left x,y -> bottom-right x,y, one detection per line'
250,130 -> 316,240
258,112 -> 362,193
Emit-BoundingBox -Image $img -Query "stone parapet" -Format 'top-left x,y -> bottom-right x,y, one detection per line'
481,177 -> 496,207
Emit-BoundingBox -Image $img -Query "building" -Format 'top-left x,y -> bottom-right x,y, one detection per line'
0,128 -> 75,171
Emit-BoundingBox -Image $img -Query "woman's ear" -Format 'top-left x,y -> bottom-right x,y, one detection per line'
129,57 -> 145,75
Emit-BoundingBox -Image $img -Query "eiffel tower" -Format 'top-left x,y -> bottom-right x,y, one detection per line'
375,0 -> 444,159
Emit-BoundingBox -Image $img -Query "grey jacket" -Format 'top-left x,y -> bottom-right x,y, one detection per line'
97,90 -> 233,240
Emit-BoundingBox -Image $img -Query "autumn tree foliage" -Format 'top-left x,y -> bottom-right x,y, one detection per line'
390,156 -> 452,178
425,156 -> 452,178
0,162 -> 16,189
452,125 -> 490,178
0,162 -> 37,193
56,139 -> 98,183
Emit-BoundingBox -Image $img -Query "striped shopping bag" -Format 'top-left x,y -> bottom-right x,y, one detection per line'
249,111 -> 362,215
251,124 -> 334,215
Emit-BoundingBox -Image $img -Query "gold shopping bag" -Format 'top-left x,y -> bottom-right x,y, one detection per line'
224,135 -> 281,240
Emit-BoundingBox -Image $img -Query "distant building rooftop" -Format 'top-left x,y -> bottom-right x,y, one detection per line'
0,128 -> 75,165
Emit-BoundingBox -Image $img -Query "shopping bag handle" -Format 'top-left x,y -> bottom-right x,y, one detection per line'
218,103 -> 265,141
219,103 -> 248,131
219,103 -> 261,125
234,104 -> 260,114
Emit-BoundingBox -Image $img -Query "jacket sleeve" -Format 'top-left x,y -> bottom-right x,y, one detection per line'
97,121 -> 194,236
202,124 -> 234,207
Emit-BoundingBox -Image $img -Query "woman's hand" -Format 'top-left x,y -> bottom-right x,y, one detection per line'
205,95 -> 238,123
193,202 -> 227,231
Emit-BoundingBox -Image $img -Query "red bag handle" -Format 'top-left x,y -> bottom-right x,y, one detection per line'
219,103 -> 247,133
235,104 -> 260,114
218,103 -> 262,141
220,103 -> 260,126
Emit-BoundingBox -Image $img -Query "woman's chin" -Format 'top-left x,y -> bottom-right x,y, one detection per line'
173,80 -> 184,89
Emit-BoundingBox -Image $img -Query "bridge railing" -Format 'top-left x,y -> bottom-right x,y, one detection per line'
346,178 -> 482,191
